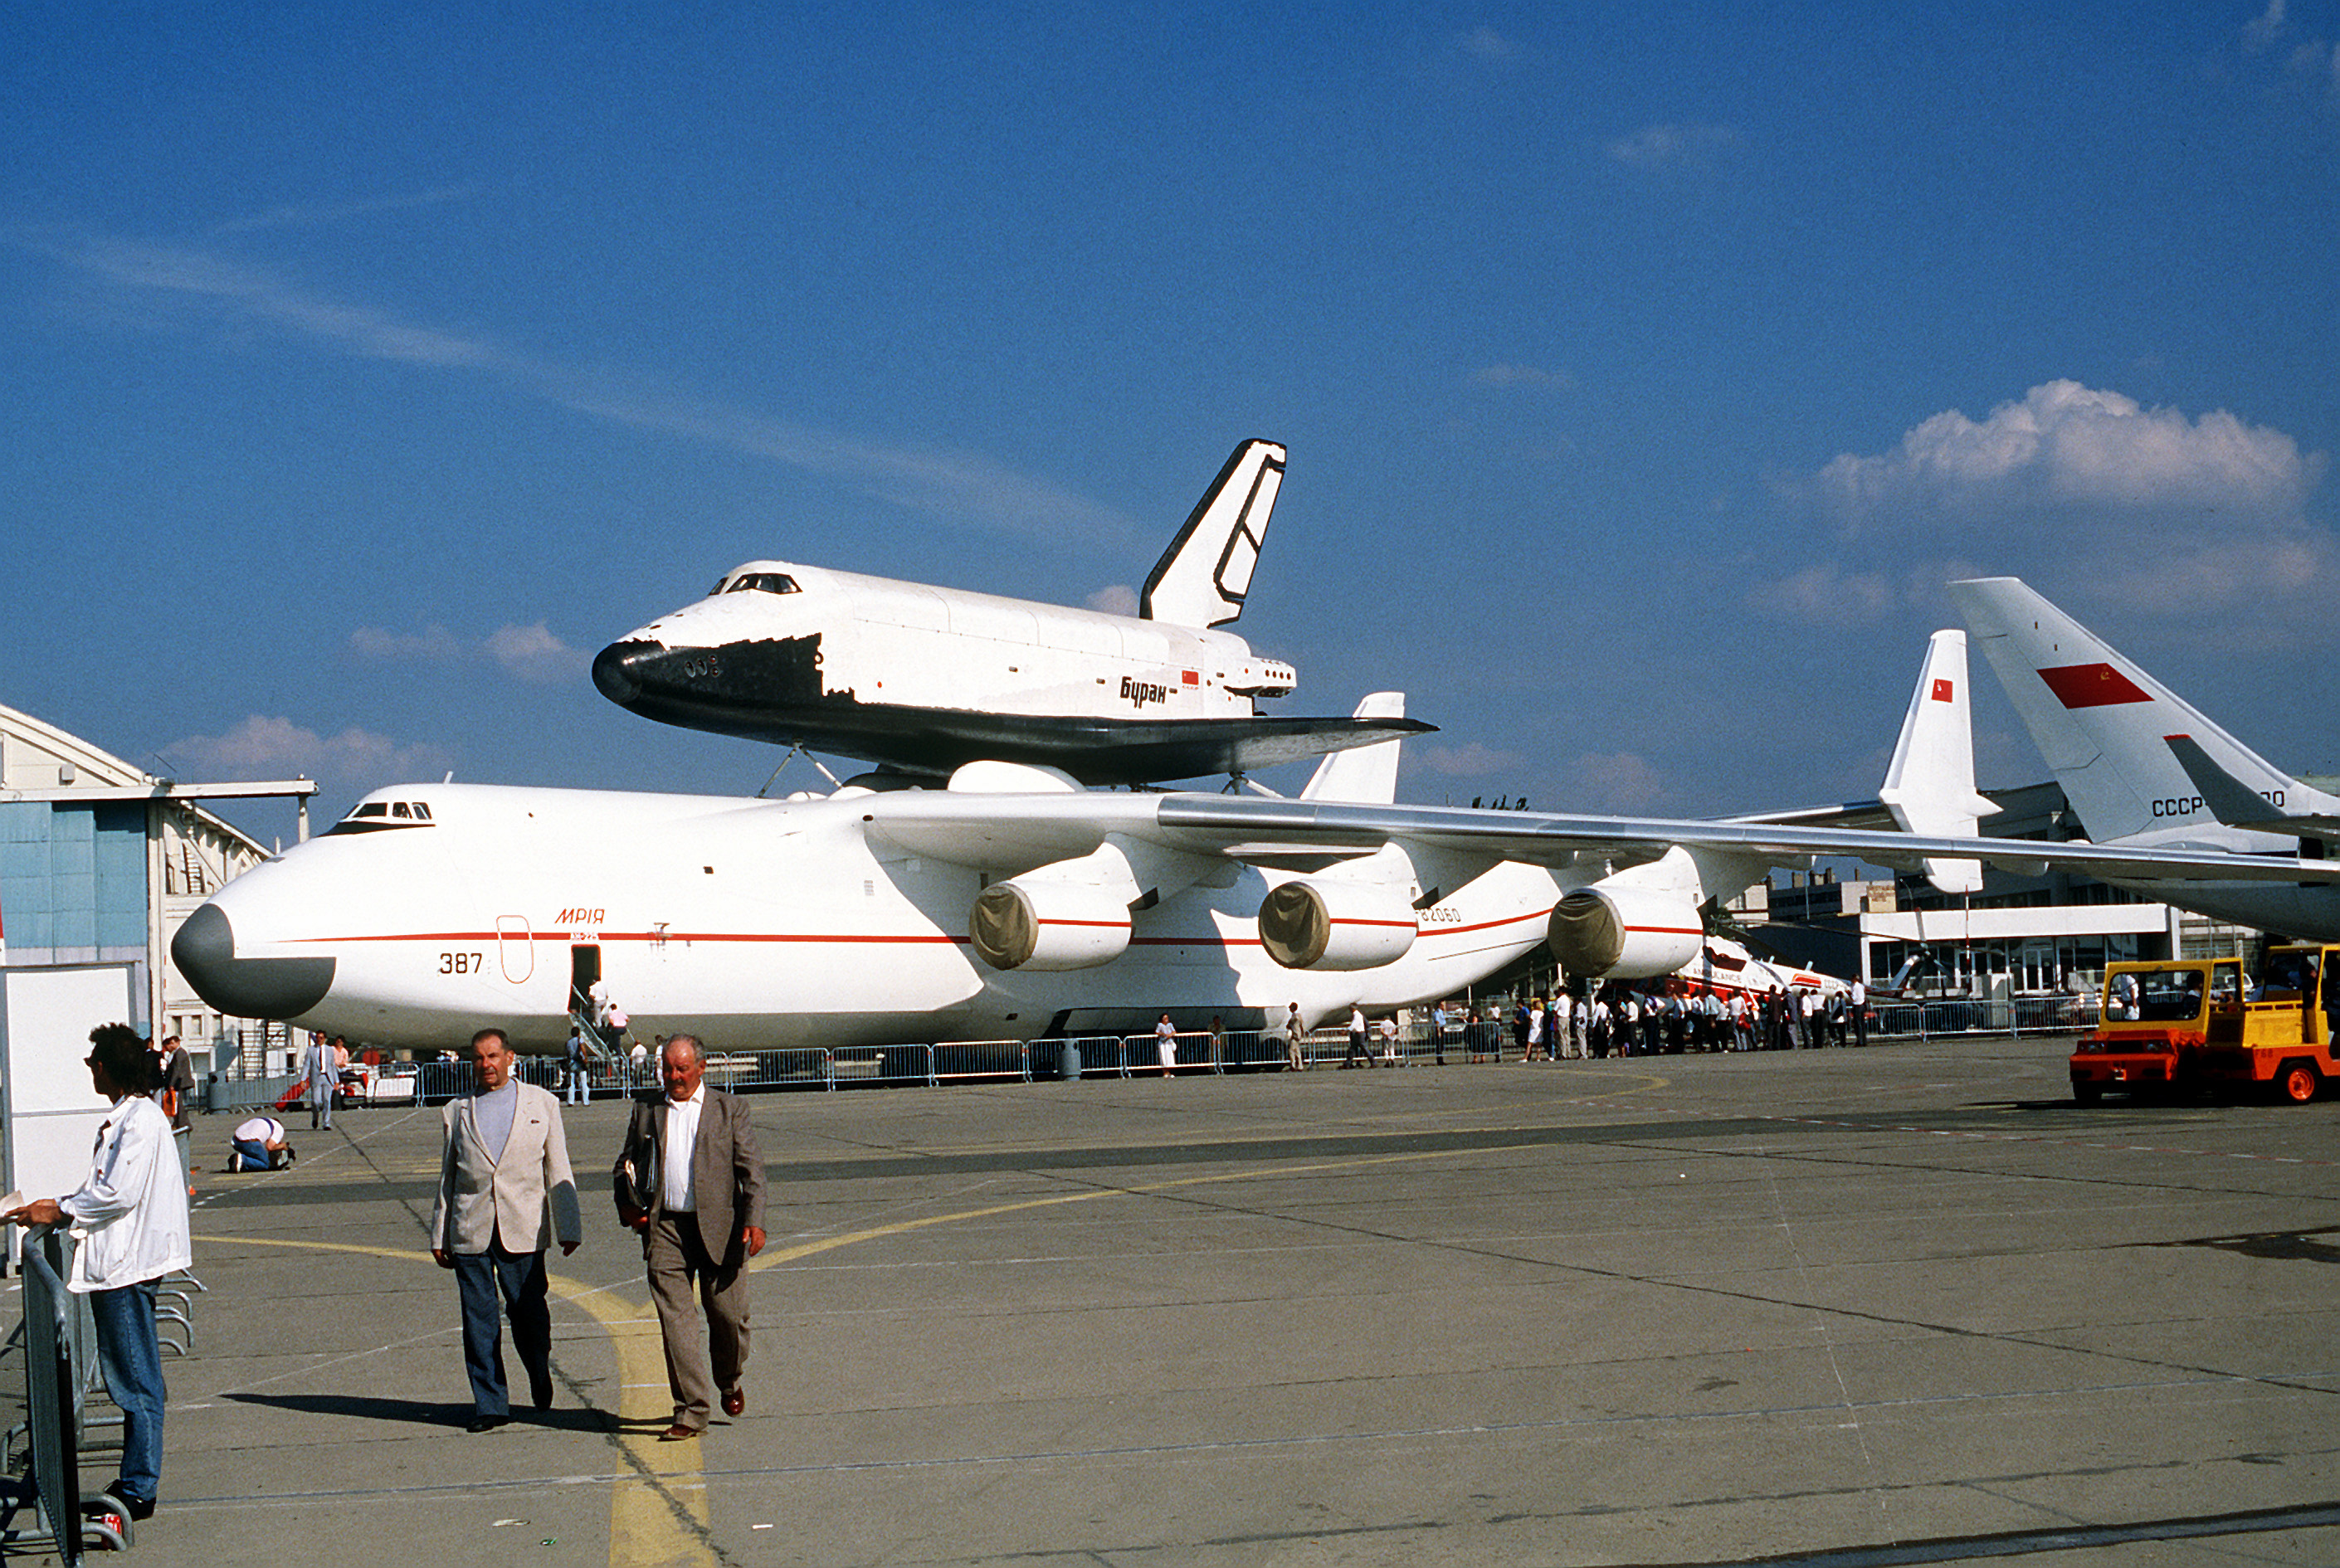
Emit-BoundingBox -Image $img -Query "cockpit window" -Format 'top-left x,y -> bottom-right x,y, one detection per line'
326,799 -> 436,835
725,572 -> 800,595
707,576 -> 729,597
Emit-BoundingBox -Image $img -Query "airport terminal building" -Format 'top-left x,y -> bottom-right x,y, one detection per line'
0,702 -> 312,1072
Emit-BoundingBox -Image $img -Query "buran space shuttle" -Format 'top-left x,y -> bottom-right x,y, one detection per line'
591,441 -> 1431,784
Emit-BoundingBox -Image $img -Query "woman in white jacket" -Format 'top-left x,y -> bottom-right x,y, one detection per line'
7,1025 -> 192,1520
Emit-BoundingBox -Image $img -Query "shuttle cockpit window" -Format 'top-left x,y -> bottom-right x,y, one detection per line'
725,572 -> 800,595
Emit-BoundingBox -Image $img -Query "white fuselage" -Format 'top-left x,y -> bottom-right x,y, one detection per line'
196,783 -> 1557,1053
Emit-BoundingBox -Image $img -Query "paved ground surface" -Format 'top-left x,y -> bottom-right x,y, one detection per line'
7,1036 -> 2340,1566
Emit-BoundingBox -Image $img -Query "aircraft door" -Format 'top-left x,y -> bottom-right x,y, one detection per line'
496,916 -> 534,985
571,943 -> 601,1019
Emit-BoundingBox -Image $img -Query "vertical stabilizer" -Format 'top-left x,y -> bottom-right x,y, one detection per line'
1948,577 -> 2336,843
1301,694 -> 1406,804
1879,629 -> 2000,894
1140,439 -> 1285,629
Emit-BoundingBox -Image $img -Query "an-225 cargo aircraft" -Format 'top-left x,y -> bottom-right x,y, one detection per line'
590,440 -> 1431,784
173,645 -> 2340,1054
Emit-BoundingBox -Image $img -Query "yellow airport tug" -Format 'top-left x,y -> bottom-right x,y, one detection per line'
2072,944 -> 2340,1104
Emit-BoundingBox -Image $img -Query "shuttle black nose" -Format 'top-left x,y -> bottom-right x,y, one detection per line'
172,903 -> 335,1020
592,640 -> 658,706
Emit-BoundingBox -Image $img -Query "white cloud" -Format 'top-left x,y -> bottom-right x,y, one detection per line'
1085,584 -> 1139,616
165,714 -> 454,791
1411,741 -> 1523,777
1762,564 -> 1895,624
1774,380 -> 2334,625
1815,380 -> 2316,533
2244,0 -> 2287,52
1606,123 -> 1738,170
484,621 -> 583,684
349,623 -> 466,662
1568,751 -> 1676,813
1459,27 -> 1519,62
17,228 -> 1141,544
350,621 -> 582,683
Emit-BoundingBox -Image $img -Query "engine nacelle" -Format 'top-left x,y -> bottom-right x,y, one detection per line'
1546,886 -> 1704,978
969,881 -> 1131,971
1257,880 -> 1419,971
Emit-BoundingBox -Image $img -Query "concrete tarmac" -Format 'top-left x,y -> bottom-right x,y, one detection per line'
20,1037 -> 2340,1566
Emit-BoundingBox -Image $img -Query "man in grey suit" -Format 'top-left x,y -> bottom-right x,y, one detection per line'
613,1035 -> 767,1440
431,1027 -> 582,1433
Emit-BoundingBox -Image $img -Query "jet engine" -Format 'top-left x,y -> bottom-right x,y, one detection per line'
1545,886 -> 1703,978
1256,879 -> 1418,971
968,882 -> 1131,971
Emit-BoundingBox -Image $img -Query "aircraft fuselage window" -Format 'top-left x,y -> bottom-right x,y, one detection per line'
726,572 -> 800,595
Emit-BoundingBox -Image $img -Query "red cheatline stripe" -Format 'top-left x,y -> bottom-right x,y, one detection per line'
1033,918 -> 1131,929
2037,662 -> 2152,708
287,905 -> 1562,951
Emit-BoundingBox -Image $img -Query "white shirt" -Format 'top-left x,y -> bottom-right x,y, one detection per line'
63,1094 -> 193,1293
661,1086 -> 704,1213
233,1115 -> 285,1144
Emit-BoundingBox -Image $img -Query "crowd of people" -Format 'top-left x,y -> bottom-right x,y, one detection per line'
1272,978 -> 1872,1069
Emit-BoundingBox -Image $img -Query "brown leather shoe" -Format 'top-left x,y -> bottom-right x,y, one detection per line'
657,1424 -> 700,1442
722,1388 -> 745,1417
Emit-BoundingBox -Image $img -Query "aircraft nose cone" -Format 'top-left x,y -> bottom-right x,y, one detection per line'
171,903 -> 336,1020
592,640 -> 657,706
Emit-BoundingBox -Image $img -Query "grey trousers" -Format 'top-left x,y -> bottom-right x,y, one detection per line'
646,1212 -> 750,1429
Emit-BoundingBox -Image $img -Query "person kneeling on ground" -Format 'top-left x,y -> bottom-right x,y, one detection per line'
230,1114 -> 294,1171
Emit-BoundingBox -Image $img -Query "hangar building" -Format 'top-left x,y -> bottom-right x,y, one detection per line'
0,702 -> 314,1073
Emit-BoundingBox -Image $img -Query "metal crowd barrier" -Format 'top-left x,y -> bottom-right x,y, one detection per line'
2,1226 -> 129,1559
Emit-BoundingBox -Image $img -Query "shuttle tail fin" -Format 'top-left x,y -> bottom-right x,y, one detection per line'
1948,577 -> 2340,843
1879,629 -> 1999,895
1140,439 -> 1285,629
1301,694 -> 1406,804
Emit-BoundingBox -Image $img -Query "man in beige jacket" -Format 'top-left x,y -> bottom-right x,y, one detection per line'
431,1028 -> 582,1433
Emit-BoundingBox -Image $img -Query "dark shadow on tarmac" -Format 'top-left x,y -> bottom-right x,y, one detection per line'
222,1391 -> 617,1434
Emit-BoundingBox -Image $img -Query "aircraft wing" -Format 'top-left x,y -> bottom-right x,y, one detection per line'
859,789 -> 2340,886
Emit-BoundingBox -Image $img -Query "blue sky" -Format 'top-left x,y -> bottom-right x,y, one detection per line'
7,3 -> 2338,848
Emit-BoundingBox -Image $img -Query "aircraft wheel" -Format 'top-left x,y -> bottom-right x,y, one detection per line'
2278,1061 -> 2319,1104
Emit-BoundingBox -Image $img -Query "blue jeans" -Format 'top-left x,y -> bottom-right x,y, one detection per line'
89,1280 -> 165,1504
453,1246 -> 552,1418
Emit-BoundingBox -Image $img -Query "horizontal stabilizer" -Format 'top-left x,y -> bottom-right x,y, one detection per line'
1141,440 -> 1285,629
2165,734 -> 2340,843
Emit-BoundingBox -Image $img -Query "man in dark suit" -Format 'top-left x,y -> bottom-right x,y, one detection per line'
614,1035 -> 768,1441
430,1027 -> 582,1433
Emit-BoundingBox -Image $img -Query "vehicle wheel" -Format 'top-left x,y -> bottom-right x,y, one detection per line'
2071,1081 -> 2102,1105
2279,1061 -> 2319,1104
